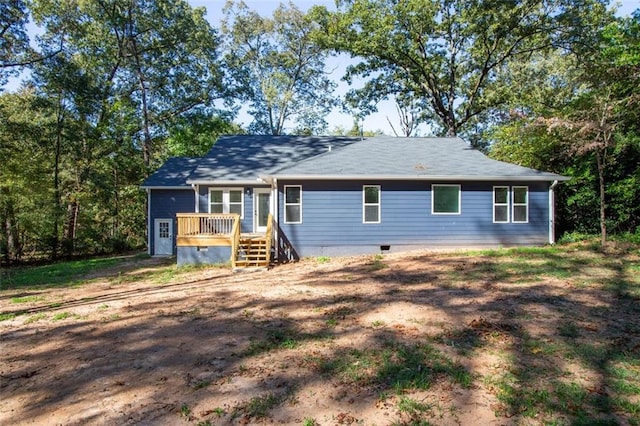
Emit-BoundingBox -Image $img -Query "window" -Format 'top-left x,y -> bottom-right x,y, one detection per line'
228,190 -> 243,216
432,184 -> 460,214
493,186 -> 509,223
209,188 -> 244,217
210,190 -> 223,213
493,186 -> 528,223
512,186 -> 528,223
284,185 -> 302,223
363,185 -> 380,223
159,222 -> 170,238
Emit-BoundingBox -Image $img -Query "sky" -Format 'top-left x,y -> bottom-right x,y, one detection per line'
4,0 -> 639,136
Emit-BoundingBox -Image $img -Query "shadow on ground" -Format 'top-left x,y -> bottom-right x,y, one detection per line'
1,244 -> 639,424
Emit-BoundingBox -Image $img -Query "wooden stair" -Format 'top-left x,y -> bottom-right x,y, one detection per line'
234,235 -> 270,269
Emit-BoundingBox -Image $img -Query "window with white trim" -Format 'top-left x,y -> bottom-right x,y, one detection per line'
284,185 -> 302,223
512,186 -> 529,223
492,186 -> 529,223
209,188 -> 244,217
363,185 -> 380,223
432,184 -> 461,214
493,186 -> 510,223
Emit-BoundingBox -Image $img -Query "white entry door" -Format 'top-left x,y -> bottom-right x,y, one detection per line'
254,189 -> 271,233
154,218 -> 173,255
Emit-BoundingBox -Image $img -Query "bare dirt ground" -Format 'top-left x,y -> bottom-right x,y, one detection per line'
1,247 -> 639,425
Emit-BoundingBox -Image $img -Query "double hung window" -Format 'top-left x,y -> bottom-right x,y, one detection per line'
493,186 -> 528,223
284,185 -> 302,223
209,188 -> 243,217
363,185 -> 380,223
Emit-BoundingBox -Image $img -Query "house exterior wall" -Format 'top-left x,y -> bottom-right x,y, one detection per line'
177,246 -> 231,266
277,180 -> 551,258
198,185 -> 270,233
149,189 -> 195,255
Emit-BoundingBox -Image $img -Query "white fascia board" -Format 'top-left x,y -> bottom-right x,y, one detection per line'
186,179 -> 268,185
270,174 -> 569,182
140,185 -> 192,190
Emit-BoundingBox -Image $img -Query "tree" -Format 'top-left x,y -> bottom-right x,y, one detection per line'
163,110 -> 244,158
0,88 -> 57,262
1,0 -> 229,259
311,0 -> 612,141
386,95 -> 428,137
222,1 -> 337,135
0,0 -> 31,86
31,0 -> 226,166
490,12 -> 640,244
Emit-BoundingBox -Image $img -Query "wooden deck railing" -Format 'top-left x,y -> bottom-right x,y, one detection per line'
176,213 -> 239,247
176,213 -> 238,236
231,214 -> 241,268
265,213 -> 274,265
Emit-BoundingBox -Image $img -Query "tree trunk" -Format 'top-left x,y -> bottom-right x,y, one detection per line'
63,200 -> 79,257
444,113 -> 457,137
126,5 -> 153,166
51,98 -> 64,260
113,164 -> 119,237
1,196 -> 18,264
596,149 -> 607,246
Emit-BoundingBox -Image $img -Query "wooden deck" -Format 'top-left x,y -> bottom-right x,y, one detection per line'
176,213 -> 273,268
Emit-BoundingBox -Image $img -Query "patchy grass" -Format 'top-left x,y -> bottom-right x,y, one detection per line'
0,312 -> 16,321
396,396 -> 436,424
10,295 -> 45,304
0,256 -> 132,290
231,393 -> 284,420
24,313 -> 47,324
51,311 -> 80,321
1,241 -> 639,425
243,329 -> 301,356
318,341 -> 472,392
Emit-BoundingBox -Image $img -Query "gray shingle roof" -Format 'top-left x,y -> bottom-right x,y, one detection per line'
140,157 -> 200,188
142,135 -> 568,187
187,135 -> 359,183
273,136 -> 568,181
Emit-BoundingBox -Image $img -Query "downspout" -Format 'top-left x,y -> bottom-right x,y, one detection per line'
192,184 -> 199,213
147,189 -> 151,255
273,177 -> 279,260
549,180 -> 558,244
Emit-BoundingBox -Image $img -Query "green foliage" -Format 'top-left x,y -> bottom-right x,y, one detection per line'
163,111 -> 244,158
0,1 -> 32,86
222,1 -> 336,135
311,0 -> 611,138
489,12 -> 640,240
1,0 -> 231,262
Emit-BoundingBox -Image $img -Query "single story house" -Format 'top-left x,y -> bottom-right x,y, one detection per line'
140,135 -> 568,267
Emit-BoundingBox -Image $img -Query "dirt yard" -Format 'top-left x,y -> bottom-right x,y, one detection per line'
1,246 -> 639,425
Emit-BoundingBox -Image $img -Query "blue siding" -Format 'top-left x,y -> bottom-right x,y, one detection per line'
149,189 -> 195,255
177,246 -> 231,266
277,180 -> 550,257
198,185 -> 270,233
